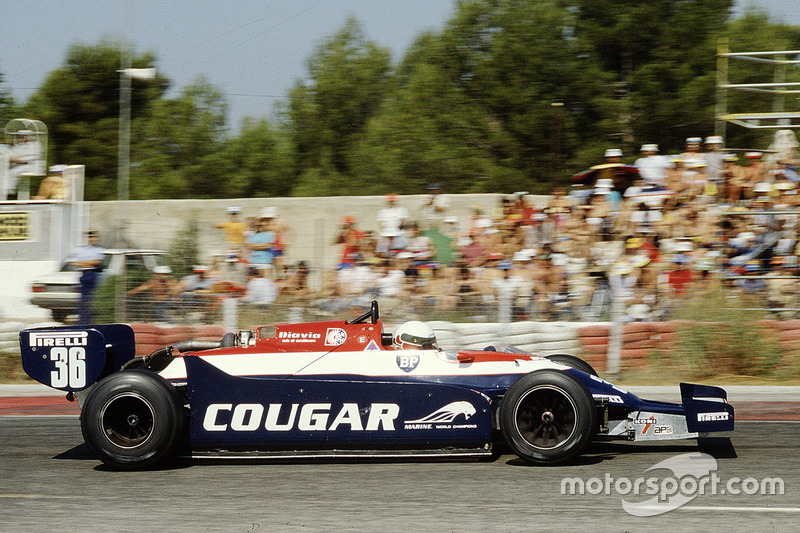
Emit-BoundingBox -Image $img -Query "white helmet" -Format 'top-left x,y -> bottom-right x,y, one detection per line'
393,321 -> 438,350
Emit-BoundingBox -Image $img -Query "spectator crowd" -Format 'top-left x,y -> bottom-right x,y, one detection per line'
128,130 -> 800,325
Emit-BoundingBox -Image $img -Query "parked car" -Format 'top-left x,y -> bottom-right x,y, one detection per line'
30,250 -> 166,322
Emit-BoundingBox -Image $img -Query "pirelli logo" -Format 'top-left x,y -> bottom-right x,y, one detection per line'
0,212 -> 29,241
697,412 -> 729,422
29,331 -> 89,348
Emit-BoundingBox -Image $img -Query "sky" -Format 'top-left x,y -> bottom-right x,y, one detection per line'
0,0 -> 798,129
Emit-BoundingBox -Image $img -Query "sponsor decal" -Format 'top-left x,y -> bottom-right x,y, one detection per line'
403,401 -> 478,430
697,412 -> 729,422
653,425 -> 673,436
278,330 -> 321,343
203,402 -> 400,432
357,335 -> 367,344
593,394 -> 624,404
29,331 -> 89,348
364,340 -> 380,351
324,328 -> 347,346
396,354 -> 420,372
633,415 -> 657,436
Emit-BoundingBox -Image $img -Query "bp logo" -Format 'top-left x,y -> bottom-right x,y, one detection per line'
325,328 -> 347,346
396,354 -> 420,372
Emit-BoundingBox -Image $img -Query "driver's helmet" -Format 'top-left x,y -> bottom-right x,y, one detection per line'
393,321 -> 438,350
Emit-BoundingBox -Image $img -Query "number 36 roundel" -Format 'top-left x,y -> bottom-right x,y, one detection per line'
20,328 -> 108,392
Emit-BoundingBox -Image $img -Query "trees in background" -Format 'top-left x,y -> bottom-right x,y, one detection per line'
21,41 -> 167,200
3,2 -> 800,200
0,68 -> 17,128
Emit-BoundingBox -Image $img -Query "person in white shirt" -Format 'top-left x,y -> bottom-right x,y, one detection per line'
242,267 -> 278,307
4,130 -> 43,199
634,144 -> 669,186
376,194 -> 409,256
67,230 -> 105,325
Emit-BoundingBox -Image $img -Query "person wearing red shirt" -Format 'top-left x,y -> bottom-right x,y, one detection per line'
334,216 -> 364,269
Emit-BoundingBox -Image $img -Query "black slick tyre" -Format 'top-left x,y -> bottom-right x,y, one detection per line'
80,369 -> 186,470
546,354 -> 598,376
500,370 -> 596,465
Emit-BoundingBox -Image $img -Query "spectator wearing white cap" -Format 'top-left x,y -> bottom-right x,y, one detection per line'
604,148 -> 623,162
634,144 -> 669,186
126,265 -> 179,322
703,135 -> 725,184
376,194 -> 409,257
681,137 -> 704,167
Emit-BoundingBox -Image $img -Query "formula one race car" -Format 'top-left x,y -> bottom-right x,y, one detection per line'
19,302 -> 734,469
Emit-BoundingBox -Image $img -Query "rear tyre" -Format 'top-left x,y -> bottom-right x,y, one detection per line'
80,369 -> 186,470
500,370 -> 596,465
546,354 -> 598,376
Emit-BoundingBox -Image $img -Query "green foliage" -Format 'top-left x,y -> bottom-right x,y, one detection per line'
0,67 -> 18,128
166,218 -> 201,279
568,0 -> 734,153
131,76 -> 229,198
90,274 -> 119,323
287,16 -> 393,183
4,5 -> 800,199
221,117 -> 293,198
21,40 -> 167,200
673,287 -> 780,377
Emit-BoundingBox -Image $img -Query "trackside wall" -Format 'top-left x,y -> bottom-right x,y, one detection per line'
87,194 -> 550,271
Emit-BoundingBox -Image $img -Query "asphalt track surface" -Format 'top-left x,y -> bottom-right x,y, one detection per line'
2,388 -> 800,532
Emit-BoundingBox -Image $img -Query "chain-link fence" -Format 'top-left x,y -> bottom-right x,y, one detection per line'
83,264 -> 800,330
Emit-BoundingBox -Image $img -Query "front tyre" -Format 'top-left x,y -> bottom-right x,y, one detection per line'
546,354 -> 598,376
500,370 -> 596,465
80,370 -> 186,469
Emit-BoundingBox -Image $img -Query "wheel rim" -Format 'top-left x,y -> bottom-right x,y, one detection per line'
99,392 -> 155,449
514,385 -> 578,450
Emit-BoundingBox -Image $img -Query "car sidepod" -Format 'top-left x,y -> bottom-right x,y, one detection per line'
184,356 -> 494,458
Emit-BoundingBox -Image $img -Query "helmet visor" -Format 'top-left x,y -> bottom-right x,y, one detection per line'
398,332 -> 437,349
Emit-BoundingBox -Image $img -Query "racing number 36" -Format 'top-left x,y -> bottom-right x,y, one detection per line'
50,347 -> 86,388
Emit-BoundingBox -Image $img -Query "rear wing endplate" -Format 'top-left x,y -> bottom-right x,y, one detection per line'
19,324 -> 136,392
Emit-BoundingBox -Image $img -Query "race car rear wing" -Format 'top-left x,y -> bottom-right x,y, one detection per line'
20,324 -> 137,392
20,324 -> 236,392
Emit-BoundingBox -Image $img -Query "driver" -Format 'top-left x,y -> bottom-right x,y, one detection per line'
393,321 -> 438,350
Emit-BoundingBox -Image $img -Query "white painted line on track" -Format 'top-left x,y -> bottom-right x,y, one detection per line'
669,506 -> 800,513
0,414 -> 78,419
0,494 -> 84,499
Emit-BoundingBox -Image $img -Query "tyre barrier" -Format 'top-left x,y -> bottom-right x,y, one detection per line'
120,318 -> 800,371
